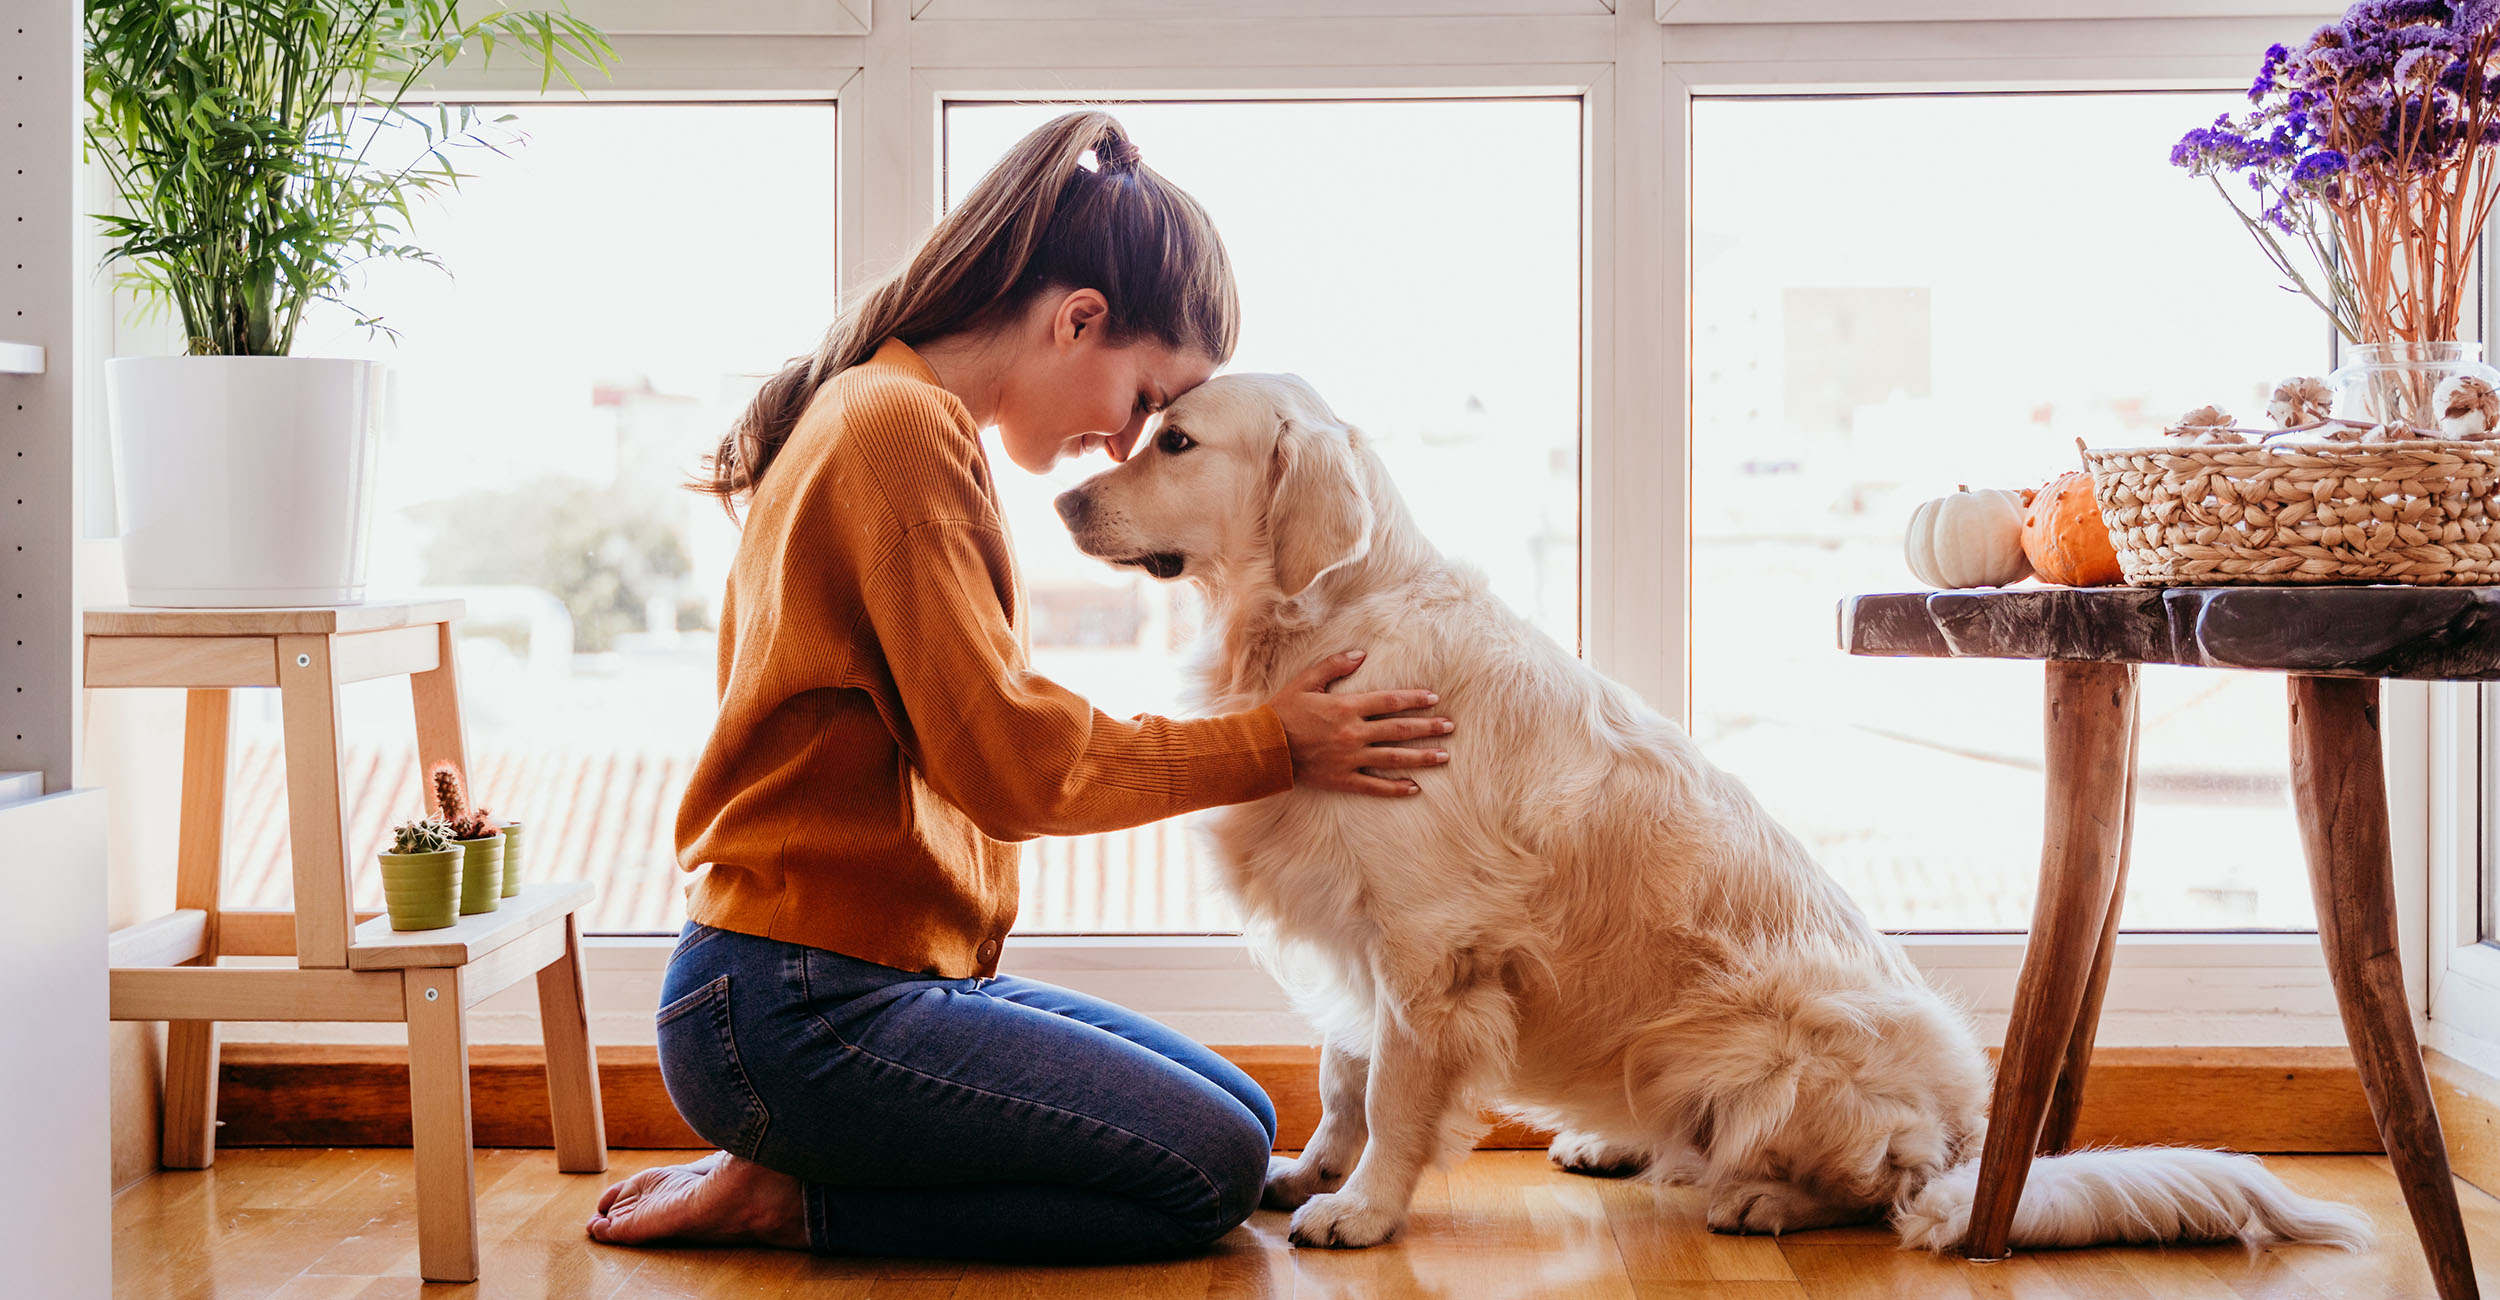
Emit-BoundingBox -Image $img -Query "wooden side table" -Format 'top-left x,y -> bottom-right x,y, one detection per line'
1843,585 -> 2485,1300
89,601 -> 608,1284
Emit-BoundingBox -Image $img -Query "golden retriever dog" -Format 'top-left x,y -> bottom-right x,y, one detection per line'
1051,373 -> 2373,1255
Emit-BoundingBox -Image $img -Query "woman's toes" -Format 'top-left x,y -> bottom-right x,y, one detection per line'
593,1170 -> 645,1217
586,1163 -> 706,1244
582,1153 -> 806,1249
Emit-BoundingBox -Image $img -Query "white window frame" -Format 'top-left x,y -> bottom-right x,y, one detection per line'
2423,249 -> 2500,1076
189,1 -> 2418,1052
2424,684 -> 2500,1076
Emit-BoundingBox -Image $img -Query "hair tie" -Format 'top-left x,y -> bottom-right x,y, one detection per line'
1095,137 -> 1142,173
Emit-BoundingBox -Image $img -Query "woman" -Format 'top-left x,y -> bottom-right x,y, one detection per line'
585,111 -> 1453,1262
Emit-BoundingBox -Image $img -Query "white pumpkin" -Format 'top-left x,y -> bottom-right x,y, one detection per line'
1906,486 -> 2033,589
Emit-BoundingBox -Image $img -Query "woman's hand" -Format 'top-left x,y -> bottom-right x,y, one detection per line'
1267,650 -> 1454,797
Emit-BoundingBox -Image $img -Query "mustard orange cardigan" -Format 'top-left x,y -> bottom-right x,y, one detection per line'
676,338 -> 1291,977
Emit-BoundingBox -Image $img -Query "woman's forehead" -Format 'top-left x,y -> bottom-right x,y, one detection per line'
1139,344 -> 1218,395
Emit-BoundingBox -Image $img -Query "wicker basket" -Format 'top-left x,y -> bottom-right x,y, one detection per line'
2083,439 -> 2500,586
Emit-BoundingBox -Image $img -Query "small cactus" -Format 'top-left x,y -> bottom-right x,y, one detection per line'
429,760 -> 499,840
451,807 -> 498,840
389,817 -> 456,855
430,760 -> 467,824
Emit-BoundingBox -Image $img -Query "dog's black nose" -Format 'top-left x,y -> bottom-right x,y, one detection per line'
1053,489 -> 1089,528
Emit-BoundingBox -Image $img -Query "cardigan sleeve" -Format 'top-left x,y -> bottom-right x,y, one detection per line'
856,515 -> 1292,842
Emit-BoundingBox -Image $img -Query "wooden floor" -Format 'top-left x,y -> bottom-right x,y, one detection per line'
113,1147 -> 2500,1299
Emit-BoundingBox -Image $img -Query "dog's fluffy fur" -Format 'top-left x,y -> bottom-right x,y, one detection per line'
1055,373 -> 2374,1254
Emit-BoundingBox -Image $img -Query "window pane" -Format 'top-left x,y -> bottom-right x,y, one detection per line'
223,104 -> 838,935
1693,94 -> 2320,931
945,99 -> 1582,933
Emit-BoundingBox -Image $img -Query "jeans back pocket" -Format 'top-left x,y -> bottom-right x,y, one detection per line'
654,973 -> 772,1161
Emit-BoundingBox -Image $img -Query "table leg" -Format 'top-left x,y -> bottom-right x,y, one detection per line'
1962,660 -> 2138,1260
2289,675 -> 2479,1300
2039,703 -> 2140,1155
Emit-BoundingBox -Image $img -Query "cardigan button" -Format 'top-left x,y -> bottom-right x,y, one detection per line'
977,938 -> 1000,964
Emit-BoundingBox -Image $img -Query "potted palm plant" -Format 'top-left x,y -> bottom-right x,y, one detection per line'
84,0 -> 613,606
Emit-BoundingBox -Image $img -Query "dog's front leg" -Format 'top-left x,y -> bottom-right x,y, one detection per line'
1288,982 -> 1507,1249
1265,1037 -> 1369,1210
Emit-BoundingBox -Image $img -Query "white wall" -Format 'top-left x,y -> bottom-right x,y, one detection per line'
5,0 -> 113,1289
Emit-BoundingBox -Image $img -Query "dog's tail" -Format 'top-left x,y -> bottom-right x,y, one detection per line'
1890,1146 -> 2373,1252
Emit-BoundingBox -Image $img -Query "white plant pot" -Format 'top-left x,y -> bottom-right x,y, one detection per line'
106,356 -> 382,607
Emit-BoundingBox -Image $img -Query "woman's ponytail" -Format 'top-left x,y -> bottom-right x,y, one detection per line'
691,111 -> 1237,518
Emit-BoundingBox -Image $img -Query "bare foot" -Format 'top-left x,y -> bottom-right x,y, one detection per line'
587,1151 -> 809,1249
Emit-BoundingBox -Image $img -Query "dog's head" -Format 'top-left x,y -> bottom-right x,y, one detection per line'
1054,373 -> 1373,599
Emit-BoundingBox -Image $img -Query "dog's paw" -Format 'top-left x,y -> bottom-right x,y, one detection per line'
1288,1192 -> 1404,1249
1705,1180 -> 1868,1236
1547,1131 -> 1647,1179
1263,1154 -> 1343,1211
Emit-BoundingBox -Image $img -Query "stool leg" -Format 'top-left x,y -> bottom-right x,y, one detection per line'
405,967 -> 480,1284
2289,676 -> 2480,1300
2039,702 -> 2141,1155
163,688 -> 233,1169
1962,660 -> 2138,1260
535,914 -> 608,1174
411,619 -> 470,809
276,636 -> 355,969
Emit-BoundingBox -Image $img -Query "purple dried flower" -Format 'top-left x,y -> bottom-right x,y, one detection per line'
2292,148 -> 2351,182
2175,0 -> 2500,341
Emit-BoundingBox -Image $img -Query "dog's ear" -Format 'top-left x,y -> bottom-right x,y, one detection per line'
1267,416 -> 1374,598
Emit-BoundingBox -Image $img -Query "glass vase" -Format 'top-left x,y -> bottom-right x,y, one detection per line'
2329,340 -> 2500,431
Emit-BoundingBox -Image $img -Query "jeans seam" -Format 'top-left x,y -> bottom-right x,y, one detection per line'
715,983 -> 772,1158
822,1013 -> 1234,1221
798,947 -> 854,1048
668,922 -> 724,964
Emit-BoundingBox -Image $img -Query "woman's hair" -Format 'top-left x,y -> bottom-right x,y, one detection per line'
691,110 -> 1240,517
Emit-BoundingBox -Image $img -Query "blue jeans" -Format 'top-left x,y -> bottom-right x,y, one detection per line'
653,923 -> 1279,1262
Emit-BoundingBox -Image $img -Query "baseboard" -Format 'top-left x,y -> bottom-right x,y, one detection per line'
202,1043 -> 2382,1155
2431,1049 -> 2500,1197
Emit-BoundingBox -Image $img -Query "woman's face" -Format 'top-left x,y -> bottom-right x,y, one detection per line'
994,289 -> 1219,474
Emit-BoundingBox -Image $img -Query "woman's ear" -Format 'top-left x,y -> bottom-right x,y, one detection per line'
1267,418 -> 1374,598
1055,288 -> 1111,344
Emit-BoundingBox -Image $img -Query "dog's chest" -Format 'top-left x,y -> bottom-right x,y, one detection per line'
1201,796 -> 1385,939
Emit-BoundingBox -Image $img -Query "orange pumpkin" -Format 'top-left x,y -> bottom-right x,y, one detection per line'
2021,471 -> 2124,586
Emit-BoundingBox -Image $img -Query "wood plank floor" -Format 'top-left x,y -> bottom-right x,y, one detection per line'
112,1148 -> 2500,1299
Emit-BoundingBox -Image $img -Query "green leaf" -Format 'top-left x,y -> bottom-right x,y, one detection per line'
82,0 -> 616,350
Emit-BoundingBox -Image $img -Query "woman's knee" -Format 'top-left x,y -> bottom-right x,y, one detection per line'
1241,1084 -> 1280,1146
1177,1105 -> 1275,1244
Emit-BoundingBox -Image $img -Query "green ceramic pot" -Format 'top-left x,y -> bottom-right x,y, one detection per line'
378,848 -> 462,931
454,833 -> 504,915
497,821 -> 525,897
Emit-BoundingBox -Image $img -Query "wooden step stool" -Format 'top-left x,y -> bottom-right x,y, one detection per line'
90,601 -> 609,1284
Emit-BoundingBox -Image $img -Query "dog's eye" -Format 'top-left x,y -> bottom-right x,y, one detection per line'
1157,426 -> 1196,456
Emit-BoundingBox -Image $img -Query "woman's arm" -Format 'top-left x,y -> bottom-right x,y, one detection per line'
858,520 -> 1447,840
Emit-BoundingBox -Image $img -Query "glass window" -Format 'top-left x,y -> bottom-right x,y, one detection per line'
221,103 -> 838,936
1692,93 -> 2324,931
945,99 -> 1583,932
